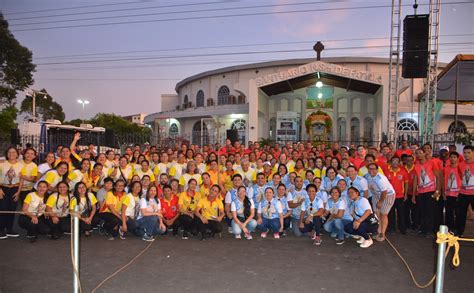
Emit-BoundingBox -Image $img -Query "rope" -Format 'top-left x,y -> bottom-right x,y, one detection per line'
91,240 -> 155,293
386,232 -> 474,289
435,232 -> 474,267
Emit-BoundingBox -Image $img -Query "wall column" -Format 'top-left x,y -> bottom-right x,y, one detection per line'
248,79 -> 259,142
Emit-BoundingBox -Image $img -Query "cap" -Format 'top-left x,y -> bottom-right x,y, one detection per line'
263,161 -> 271,166
440,146 -> 449,152
340,145 -> 349,150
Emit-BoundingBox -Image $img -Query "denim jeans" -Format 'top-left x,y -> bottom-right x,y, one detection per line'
344,220 -> 377,240
231,218 -> 257,235
324,218 -> 351,239
137,216 -> 165,236
257,217 -> 281,233
291,217 -> 303,237
299,216 -> 323,236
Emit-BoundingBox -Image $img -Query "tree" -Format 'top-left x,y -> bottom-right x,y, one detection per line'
0,106 -> 17,138
0,13 -> 36,138
0,13 -> 36,106
20,89 -> 66,122
89,113 -> 150,135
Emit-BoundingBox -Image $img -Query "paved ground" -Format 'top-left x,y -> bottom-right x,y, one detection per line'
1,222 -> 474,293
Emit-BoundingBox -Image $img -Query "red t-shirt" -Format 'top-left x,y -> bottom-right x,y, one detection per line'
395,149 -> 412,158
444,164 -> 461,197
459,161 -> 474,195
386,167 -> 409,198
352,157 -> 365,170
161,195 -> 179,220
414,160 -> 440,194
404,165 -> 416,196
376,157 -> 389,175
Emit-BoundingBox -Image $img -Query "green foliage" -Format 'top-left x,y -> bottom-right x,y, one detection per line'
88,113 -> 151,135
0,13 -> 36,106
0,106 -> 18,139
64,119 -> 83,127
258,137 -> 275,148
455,132 -> 474,146
20,89 -> 65,122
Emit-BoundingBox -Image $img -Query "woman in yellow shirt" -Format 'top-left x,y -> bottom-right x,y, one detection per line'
19,148 -> 38,203
35,161 -> 69,193
46,181 -> 70,239
19,181 -> 49,242
70,181 -> 98,237
99,179 -> 126,240
67,159 -> 92,191
176,178 -> 201,239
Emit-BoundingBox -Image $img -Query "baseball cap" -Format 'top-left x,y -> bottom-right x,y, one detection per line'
440,146 -> 449,152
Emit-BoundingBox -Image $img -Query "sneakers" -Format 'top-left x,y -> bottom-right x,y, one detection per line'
375,234 -> 385,242
119,227 -> 126,240
360,238 -> 373,248
6,230 -> 19,238
273,233 -> 280,239
330,233 -> 337,238
244,232 -> 253,240
142,234 -> 155,242
0,232 -> 7,240
107,236 -> 115,241
311,232 -> 317,240
356,237 -> 365,244
260,231 -> 268,238
313,236 -> 322,246
182,231 -> 189,240
227,227 -> 233,234
235,234 -> 242,239
335,238 -> 345,245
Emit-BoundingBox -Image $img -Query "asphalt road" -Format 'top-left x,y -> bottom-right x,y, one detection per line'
1,223 -> 474,293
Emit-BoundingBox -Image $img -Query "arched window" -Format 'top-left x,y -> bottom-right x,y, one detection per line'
169,123 -> 179,137
350,117 -> 360,143
337,117 -> 346,142
448,121 -> 467,134
196,90 -> 205,107
364,117 -> 374,142
192,121 -> 209,146
217,86 -> 230,105
231,119 -> 246,143
397,118 -> 418,131
183,95 -> 189,105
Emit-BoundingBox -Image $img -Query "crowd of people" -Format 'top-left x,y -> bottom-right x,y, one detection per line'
0,132 -> 473,249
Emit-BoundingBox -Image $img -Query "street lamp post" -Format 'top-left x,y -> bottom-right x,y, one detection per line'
77,99 -> 90,123
28,89 -> 47,122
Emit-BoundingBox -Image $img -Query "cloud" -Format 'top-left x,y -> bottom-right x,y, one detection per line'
271,6 -> 349,38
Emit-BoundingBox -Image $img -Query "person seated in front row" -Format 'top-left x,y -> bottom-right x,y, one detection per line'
299,184 -> 324,246
69,181 -> 99,237
136,185 -> 166,242
257,187 -> 283,239
195,184 -> 225,240
231,185 -> 257,240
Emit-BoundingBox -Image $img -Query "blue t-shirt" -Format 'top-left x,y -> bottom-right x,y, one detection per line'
366,173 -> 395,198
327,197 -> 353,221
349,197 -> 372,220
258,198 -> 283,219
301,196 -> 324,217
287,189 -> 308,219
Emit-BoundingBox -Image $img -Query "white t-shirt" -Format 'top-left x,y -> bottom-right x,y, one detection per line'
137,197 -> 161,220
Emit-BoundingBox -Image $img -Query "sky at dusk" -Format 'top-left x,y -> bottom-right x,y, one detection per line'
1,0 -> 473,121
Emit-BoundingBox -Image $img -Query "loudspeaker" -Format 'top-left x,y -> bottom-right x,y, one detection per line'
226,129 -> 239,144
10,128 -> 20,145
402,14 -> 429,78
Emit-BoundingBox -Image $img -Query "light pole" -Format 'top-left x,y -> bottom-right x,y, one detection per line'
28,89 -> 47,122
77,99 -> 90,123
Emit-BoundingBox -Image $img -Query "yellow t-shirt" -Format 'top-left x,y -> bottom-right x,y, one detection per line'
46,193 -> 70,217
115,165 -> 133,182
134,168 -> 155,182
179,173 -> 202,191
70,193 -> 98,216
68,169 -> 93,190
100,191 -> 126,213
237,168 -> 257,185
178,191 -> 202,213
220,171 -> 234,193
0,161 -> 24,185
24,191 -> 46,216
197,197 -> 224,220
169,162 -> 186,180
37,170 -> 62,189
20,161 -> 38,190
121,193 -> 140,219
155,162 -> 170,176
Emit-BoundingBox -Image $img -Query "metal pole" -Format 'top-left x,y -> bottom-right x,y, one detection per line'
435,225 -> 448,293
454,63 -> 459,140
73,205 -> 80,293
32,91 -> 36,122
200,118 -> 203,147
